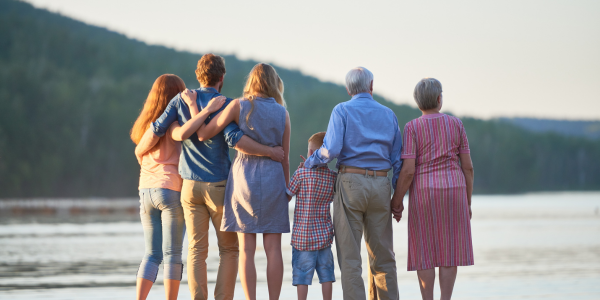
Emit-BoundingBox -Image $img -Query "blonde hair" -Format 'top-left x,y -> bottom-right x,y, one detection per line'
130,74 -> 186,144
308,132 -> 326,148
242,63 -> 286,129
413,78 -> 443,111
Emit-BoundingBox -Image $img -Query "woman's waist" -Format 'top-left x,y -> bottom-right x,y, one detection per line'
139,173 -> 182,191
235,152 -> 280,160
140,162 -> 179,175
415,159 -> 461,173
412,171 -> 466,187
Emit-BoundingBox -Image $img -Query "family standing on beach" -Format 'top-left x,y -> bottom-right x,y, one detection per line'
130,54 -> 475,300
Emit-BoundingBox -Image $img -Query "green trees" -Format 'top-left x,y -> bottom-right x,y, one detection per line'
1,0 -> 598,197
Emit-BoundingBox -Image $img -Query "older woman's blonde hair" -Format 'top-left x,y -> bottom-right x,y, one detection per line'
242,63 -> 286,129
413,78 -> 443,111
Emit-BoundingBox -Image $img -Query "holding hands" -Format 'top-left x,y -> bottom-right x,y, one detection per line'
390,192 -> 404,222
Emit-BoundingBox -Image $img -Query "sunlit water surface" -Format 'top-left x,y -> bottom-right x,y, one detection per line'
1,192 -> 599,299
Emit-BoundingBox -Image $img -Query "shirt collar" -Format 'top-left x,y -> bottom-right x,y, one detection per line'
350,92 -> 373,101
420,113 -> 444,119
200,87 -> 218,93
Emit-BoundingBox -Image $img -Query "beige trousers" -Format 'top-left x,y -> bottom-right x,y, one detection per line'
181,179 -> 239,300
333,172 -> 399,300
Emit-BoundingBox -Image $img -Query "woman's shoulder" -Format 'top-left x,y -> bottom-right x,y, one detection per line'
405,118 -> 420,129
444,114 -> 464,126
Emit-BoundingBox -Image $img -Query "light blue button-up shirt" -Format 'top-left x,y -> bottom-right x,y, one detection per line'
304,93 -> 403,189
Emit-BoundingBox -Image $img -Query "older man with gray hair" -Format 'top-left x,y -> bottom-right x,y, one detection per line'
304,67 -> 402,300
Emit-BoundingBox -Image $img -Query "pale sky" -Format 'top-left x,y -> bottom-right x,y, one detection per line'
26,0 -> 600,120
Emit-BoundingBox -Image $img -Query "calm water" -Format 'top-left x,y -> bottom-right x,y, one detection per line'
1,192 -> 599,299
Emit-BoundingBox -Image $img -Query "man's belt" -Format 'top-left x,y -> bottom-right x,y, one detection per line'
339,165 -> 389,177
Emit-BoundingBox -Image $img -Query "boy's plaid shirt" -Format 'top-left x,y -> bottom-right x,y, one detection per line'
288,166 -> 337,251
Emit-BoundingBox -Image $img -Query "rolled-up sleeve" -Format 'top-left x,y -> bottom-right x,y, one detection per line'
304,104 -> 346,168
152,95 -> 180,137
223,122 -> 244,148
390,116 -> 403,190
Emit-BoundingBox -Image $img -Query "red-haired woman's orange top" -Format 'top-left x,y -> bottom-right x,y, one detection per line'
136,126 -> 182,192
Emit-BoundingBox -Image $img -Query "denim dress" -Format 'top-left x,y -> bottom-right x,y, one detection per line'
220,97 -> 290,233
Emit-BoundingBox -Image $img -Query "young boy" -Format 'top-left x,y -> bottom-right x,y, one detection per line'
287,132 -> 337,300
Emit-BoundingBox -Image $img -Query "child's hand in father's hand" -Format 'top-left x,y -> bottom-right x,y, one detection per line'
206,96 -> 226,113
181,89 -> 197,107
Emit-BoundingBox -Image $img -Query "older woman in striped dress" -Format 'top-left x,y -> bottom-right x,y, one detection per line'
391,78 -> 474,300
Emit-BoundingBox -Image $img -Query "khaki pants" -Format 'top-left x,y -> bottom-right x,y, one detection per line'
333,172 -> 399,300
181,179 -> 239,300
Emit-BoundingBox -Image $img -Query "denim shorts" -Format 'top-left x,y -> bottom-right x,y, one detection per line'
292,246 -> 335,286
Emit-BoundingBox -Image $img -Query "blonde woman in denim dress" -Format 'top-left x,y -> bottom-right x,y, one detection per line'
189,63 -> 291,300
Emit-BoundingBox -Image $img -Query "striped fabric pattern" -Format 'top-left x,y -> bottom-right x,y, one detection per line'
401,113 -> 474,271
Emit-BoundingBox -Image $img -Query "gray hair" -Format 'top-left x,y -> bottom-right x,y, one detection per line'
413,78 -> 443,110
345,67 -> 373,96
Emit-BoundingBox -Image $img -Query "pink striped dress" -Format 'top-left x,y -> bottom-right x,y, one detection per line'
401,113 -> 474,271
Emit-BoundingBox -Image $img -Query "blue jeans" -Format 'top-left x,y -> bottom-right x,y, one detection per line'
292,246 -> 336,286
137,188 -> 185,282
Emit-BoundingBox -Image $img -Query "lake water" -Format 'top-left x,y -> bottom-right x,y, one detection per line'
1,192 -> 599,299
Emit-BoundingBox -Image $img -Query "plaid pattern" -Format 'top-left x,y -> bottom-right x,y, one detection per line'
288,166 -> 337,251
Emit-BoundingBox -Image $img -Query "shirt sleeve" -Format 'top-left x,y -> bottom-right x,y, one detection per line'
401,122 -> 417,159
288,169 -> 302,196
223,122 -> 244,148
152,95 -> 180,137
390,115 -> 403,190
459,121 -> 470,154
304,104 -> 345,168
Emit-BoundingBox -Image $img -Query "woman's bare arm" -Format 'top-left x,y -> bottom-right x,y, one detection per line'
135,128 -> 160,164
390,158 -> 415,222
459,153 -> 474,219
282,111 -> 291,185
196,99 -> 240,141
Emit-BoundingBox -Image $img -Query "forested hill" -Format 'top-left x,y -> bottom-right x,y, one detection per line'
1,0 -> 599,197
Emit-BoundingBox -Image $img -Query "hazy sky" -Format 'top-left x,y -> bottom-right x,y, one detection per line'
27,0 -> 600,120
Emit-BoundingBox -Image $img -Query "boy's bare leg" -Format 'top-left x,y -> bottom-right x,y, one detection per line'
238,233 -> 257,300
439,266 -> 458,300
416,268 -> 435,300
297,285 -> 308,300
321,282 -> 332,300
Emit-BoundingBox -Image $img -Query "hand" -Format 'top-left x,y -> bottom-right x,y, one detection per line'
297,155 -> 306,170
206,95 -> 226,113
468,205 -> 472,220
181,89 -> 197,107
268,146 -> 284,162
390,195 -> 404,222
